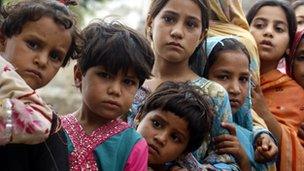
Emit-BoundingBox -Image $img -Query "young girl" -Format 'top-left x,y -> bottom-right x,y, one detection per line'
128,0 -> 239,170
288,29 -> 304,145
288,29 -> 304,89
247,0 -> 304,170
61,20 -> 154,171
292,0 -> 304,31
135,81 -> 213,171
0,0 -> 79,145
0,1 -> 81,170
204,36 -> 278,170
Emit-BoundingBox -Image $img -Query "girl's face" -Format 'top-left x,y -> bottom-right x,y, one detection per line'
208,50 -> 250,114
293,39 -> 304,88
249,6 -> 289,70
147,0 -> 204,64
295,5 -> 304,32
137,109 -> 189,165
1,17 -> 71,89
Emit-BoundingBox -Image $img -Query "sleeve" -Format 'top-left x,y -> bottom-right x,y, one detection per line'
180,82 -> 240,171
0,58 -> 53,145
124,138 -> 148,171
202,84 -> 240,170
251,110 -> 278,147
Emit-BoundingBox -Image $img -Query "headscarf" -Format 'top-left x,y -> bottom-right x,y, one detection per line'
287,29 -> 304,78
207,0 -> 260,85
204,36 -> 253,131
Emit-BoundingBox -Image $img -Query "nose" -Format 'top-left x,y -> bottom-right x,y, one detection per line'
107,80 -> 122,97
170,22 -> 184,40
33,52 -> 48,68
227,79 -> 241,96
154,130 -> 167,147
263,25 -> 274,38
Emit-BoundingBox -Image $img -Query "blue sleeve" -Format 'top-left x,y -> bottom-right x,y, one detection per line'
193,80 -> 240,171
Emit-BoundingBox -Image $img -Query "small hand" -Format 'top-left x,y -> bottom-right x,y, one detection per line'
214,123 -> 247,161
254,133 -> 278,163
214,122 -> 251,170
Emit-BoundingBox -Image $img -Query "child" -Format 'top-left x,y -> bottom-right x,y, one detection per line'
288,29 -> 304,89
0,0 -> 78,144
61,20 -> 154,171
247,0 -> 304,170
292,0 -> 304,31
0,0 -> 80,170
288,29 -> 304,146
135,81 -> 213,171
128,0 -> 239,170
204,36 -> 278,170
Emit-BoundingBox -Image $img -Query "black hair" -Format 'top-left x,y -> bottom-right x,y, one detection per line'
246,0 -> 297,49
0,0 -> 81,67
203,38 -> 251,77
145,0 -> 210,77
138,81 -> 214,153
77,20 -> 154,87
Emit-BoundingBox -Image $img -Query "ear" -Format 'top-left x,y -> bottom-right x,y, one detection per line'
74,64 -> 82,89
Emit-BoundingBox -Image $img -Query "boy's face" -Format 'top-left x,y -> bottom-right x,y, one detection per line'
74,65 -> 139,121
137,109 -> 189,166
1,16 -> 71,89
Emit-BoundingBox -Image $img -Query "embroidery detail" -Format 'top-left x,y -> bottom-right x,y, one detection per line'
62,114 -> 129,171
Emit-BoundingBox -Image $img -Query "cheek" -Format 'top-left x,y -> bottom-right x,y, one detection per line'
165,143 -> 186,160
293,61 -> 304,76
240,84 -> 249,102
137,122 -> 152,138
123,88 -> 137,104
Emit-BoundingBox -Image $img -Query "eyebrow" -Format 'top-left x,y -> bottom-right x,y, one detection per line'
26,34 -> 46,46
254,17 -> 287,26
25,33 -> 67,54
240,72 -> 250,76
154,114 -> 187,139
162,10 -> 201,22
215,69 -> 231,75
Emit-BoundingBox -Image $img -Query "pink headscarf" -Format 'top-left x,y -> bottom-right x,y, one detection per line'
287,29 -> 304,77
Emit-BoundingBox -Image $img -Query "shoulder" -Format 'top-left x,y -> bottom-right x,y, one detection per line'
192,77 -> 228,99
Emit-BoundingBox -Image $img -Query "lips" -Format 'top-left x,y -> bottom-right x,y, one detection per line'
148,144 -> 160,156
229,99 -> 240,109
102,100 -> 121,110
167,42 -> 183,50
25,69 -> 42,81
260,40 -> 273,48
